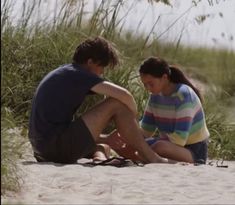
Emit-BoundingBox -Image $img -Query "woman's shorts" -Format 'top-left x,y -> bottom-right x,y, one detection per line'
34,117 -> 96,164
185,139 -> 208,164
145,137 -> 159,145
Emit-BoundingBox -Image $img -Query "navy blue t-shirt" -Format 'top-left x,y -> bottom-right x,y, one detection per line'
28,63 -> 104,148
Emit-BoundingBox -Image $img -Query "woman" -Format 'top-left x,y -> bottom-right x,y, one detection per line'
138,56 -> 209,164
103,56 -> 209,164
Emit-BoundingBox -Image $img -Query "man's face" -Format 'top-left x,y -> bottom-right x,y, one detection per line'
87,59 -> 104,76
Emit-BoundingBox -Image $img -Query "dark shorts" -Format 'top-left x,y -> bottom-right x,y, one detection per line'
145,137 -> 160,145
34,117 -> 96,164
145,137 -> 208,164
185,139 -> 208,164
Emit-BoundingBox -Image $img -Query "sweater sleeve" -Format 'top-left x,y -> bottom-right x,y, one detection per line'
167,90 -> 198,146
167,104 -> 195,146
140,98 -> 157,136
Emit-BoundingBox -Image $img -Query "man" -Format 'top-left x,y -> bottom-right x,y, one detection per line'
28,36 -> 166,164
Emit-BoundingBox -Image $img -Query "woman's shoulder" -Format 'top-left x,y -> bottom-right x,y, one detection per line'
175,83 -> 197,97
175,83 -> 191,93
175,83 -> 199,104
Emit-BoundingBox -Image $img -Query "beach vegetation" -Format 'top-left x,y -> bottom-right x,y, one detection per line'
1,0 -> 235,194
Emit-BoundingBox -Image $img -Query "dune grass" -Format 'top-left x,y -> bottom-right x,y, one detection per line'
1,0 -> 235,194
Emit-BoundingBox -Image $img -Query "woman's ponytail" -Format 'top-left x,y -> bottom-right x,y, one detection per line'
169,66 -> 203,102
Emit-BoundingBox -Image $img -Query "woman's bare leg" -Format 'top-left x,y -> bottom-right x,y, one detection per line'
151,141 -> 194,163
81,98 -> 165,163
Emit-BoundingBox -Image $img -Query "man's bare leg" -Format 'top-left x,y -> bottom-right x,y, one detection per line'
98,131 -> 144,162
81,98 -> 166,163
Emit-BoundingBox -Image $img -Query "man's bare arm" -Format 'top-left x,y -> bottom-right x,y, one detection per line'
91,81 -> 138,116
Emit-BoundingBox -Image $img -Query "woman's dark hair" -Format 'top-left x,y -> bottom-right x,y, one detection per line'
73,36 -> 119,69
139,57 -> 202,101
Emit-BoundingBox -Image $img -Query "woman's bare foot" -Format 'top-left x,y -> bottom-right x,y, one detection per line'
92,144 -> 111,162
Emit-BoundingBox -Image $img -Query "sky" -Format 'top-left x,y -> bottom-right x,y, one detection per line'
8,0 -> 235,51
112,0 -> 235,50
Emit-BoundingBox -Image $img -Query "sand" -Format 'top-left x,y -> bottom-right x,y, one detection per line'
2,144 -> 235,205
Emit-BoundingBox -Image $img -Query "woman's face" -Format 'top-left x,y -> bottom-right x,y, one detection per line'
140,73 -> 167,94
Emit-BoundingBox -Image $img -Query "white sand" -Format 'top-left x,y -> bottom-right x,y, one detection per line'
2,145 -> 235,205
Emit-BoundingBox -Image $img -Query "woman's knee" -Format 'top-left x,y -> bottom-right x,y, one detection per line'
151,141 -> 170,156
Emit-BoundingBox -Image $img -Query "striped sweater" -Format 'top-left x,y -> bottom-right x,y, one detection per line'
140,84 -> 209,146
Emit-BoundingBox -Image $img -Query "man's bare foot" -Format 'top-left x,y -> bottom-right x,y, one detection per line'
92,144 -> 111,162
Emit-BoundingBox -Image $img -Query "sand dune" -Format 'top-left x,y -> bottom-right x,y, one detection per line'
2,145 -> 235,205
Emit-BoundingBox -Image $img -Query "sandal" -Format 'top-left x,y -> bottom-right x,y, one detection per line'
85,157 -> 144,168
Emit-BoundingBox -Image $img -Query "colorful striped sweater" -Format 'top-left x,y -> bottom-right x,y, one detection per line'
140,84 -> 209,146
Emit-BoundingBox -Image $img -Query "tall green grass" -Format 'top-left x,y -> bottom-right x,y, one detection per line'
1,107 -> 27,194
1,0 -> 235,194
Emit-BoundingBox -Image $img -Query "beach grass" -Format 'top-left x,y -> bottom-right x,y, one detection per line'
1,0 -> 235,194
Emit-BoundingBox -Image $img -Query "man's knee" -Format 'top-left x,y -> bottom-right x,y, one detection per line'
105,98 -> 130,113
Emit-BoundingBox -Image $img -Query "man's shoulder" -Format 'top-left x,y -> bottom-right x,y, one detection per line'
45,64 -> 73,76
51,63 -> 91,77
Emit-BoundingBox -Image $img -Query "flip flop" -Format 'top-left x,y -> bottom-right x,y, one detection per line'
85,157 -> 144,168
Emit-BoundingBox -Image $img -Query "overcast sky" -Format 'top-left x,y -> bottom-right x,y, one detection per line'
117,0 -> 235,50
9,0 -> 235,51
